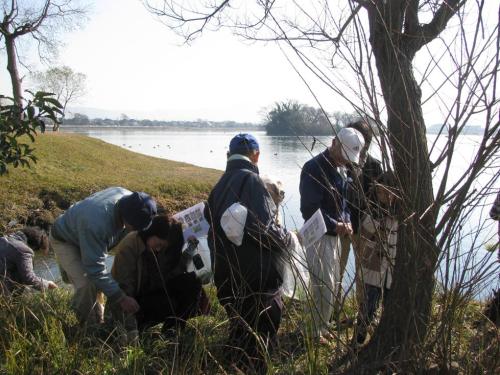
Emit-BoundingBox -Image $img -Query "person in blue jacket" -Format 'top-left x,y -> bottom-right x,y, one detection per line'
50,187 -> 157,324
299,127 -> 364,343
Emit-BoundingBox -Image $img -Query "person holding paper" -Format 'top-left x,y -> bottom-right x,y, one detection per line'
299,127 -> 364,343
482,191 -> 499,326
205,133 -> 291,374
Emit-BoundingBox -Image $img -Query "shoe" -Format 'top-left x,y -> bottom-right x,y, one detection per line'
161,328 -> 178,341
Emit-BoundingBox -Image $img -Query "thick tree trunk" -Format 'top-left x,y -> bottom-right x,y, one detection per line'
349,3 -> 439,373
5,35 -> 23,108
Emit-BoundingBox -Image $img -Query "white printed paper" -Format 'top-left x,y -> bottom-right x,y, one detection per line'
173,202 -> 210,240
299,208 -> 327,248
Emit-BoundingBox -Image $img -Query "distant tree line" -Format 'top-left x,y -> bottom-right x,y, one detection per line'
63,101 -> 367,134
63,113 -> 263,130
265,100 -> 359,136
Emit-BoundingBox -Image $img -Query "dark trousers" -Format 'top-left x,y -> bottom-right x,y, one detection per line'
216,280 -> 283,373
109,272 -> 204,332
137,272 -> 203,330
356,284 -> 389,343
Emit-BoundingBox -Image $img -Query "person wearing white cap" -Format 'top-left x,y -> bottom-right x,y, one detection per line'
299,127 -> 364,343
337,121 -> 383,321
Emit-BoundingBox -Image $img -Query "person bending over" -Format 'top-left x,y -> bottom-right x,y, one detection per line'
1,226 -> 57,295
108,215 -> 208,343
50,187 -> 157,324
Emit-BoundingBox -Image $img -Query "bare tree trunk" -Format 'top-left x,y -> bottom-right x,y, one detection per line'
5,35 -> 23,108
351,3 -> 438,373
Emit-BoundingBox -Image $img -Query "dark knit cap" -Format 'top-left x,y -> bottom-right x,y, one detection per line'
118,192 -> 157,231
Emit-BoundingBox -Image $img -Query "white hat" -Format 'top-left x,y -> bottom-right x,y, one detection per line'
336,127 -> 365,165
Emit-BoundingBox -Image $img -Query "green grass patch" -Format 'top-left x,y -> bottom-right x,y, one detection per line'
0,132 -> 221,232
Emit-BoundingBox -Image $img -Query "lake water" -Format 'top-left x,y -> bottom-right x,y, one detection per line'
68,127 -> 332,230
37,127 -> 497,297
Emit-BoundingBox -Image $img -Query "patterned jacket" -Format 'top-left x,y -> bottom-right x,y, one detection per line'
358,213 -> 398,289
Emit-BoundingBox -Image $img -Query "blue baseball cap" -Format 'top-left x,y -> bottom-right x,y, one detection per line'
229,133 -> 260,155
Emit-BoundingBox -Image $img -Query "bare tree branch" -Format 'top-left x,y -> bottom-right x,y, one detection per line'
412,0 -> 466,51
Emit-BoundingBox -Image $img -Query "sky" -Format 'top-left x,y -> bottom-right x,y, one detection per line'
1,0 -> 496,124
3,0 -> 327,123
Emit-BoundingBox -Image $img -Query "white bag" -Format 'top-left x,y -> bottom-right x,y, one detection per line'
220,202 -> 248,246
282,231 -> 310,300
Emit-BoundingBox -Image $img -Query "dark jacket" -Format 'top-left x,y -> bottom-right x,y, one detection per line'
111,232 -> 183,298
299,149 -> 350,236
0,232 -> 50,295
346,154 -> 383,234
205,156 -> 290,292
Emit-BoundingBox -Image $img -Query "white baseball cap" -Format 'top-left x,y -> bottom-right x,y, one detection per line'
336,127 -> 365,165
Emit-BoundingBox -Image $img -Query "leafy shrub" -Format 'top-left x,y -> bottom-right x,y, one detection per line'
0,91 -> 62,175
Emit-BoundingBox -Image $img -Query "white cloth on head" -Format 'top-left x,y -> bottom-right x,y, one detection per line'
261,175 -> 285,206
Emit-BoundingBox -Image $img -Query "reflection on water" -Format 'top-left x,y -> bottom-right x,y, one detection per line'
34,253 -> 114,283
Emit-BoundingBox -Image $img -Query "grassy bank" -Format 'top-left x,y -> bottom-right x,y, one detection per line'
0,132 -> 221,233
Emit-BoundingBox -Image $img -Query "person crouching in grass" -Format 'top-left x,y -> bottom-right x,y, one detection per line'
107,215 -> 209,344
354,171 -> 400,345
0,226 -> 58,296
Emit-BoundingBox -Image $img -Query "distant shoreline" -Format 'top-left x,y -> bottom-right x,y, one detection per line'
60,124 -> 487,136
60,124 -> 266,132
